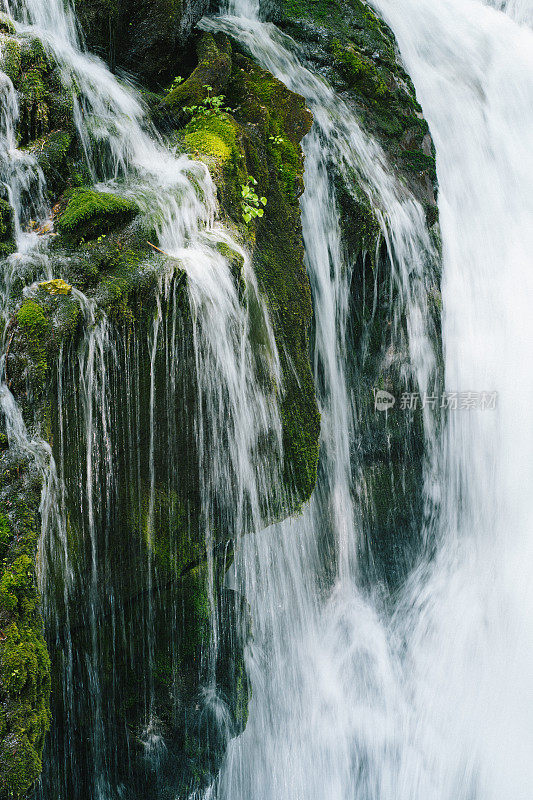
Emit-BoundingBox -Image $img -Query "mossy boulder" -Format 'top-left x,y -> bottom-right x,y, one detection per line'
54,188 -> 140,246
0,35 -> 22,83
25,131 -> 74,201
163,34 -> 233,111
0,13 -> 16,36
273,0 -> 437,206
13,300 -> 50,387
0,29 -> 74,148
6,291 -> 81,404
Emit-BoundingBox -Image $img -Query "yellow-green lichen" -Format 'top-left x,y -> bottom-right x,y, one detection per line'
38,278 -> 72,296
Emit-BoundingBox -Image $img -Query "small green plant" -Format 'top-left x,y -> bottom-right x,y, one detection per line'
184,86 -> 231,120
166,76 -> 183,94
269,134 -> 284,146
241,177 -> 267,225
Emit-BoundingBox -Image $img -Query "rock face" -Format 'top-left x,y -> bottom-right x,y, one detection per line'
273,0 -> 437,208
73,0 -> 211,84
263,0 -> 441,586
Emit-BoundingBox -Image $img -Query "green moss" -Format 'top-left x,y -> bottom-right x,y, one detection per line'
222,50 -> 320,505
0,36 -> 21,83
0,496 -> 51,799
183,113 -> 238,163
0,198 -> 15,256
0,556 -> 36,616
26,130 -> 73,200
0,623 -> 51,799
16,301 -> 48,336
163,34 -> 232,111
215,241 -> 246,299
331,39 -> 388,100
277,0 -> 438,200
0,513 -> 10,560
15,300 -> 49,385
90,240 -> 163,324
55,188 -> 140,245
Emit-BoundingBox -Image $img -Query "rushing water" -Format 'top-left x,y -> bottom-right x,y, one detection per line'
199,6 -> 438,800
369,2 -> 533,797
203,0 -> 533,799
1,0 -> 531,796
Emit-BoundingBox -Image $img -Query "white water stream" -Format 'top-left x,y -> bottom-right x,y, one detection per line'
202,1 -> 533,799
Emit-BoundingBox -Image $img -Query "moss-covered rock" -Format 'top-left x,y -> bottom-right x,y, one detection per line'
25,131 -> 73,201
5,290 -> 81,407
13,300 -> 50,388
0,29 -> 74,154
0,13 -> 16,36
0,35 -> 21,83
54,188 -> 140,245
273,0 -> 437,205
0,485 -> 51,800
226,52 -> 320,504
163,34 -> 233,111
167,34 -> 320,507
0,24 -> 322,800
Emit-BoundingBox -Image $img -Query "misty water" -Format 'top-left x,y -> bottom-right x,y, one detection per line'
1,0 -> 532,797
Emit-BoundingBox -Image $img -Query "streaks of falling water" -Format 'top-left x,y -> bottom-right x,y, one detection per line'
203,1 -> 533,799
0,0 -> 285,798
200,7 -> 441,800
367,1 -> 533,798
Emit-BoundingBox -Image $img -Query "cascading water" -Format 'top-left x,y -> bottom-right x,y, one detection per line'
369,1 -> 533,797
483,0 -> 533,23
201,0 -> 533,798
199,5 -> 440,800
192,3 -> 532,795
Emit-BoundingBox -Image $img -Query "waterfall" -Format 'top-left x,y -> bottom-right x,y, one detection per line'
1,0 -> 531,795
368,1 -> 533,797
201,0 -> 533,798
199,6 -> 441,800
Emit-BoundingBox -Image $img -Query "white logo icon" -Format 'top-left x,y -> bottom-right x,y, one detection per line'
374,390 -> 396,412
